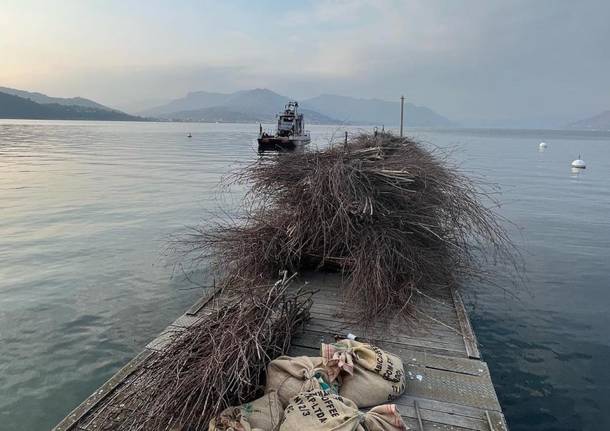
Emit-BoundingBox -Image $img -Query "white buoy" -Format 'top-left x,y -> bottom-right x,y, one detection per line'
187,133 -> 192,138
571,154 -> 586,169
539,142 -> 547,149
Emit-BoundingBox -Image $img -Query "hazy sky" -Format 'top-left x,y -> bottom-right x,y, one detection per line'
1,0 -> 609,125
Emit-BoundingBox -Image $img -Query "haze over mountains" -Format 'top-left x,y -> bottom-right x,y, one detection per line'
2,85 -> 609,129
302,94 -> 456,128
0,86 -> 114,111
140,88 -> 455,127
567,111 -> 610,130
0,89 -> 143,121
139,89 -> 338,124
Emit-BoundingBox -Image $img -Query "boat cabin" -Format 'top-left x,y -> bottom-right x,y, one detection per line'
277,101 -> 305,137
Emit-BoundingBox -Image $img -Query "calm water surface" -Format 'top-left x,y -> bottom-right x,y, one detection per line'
1,121 -> 609,430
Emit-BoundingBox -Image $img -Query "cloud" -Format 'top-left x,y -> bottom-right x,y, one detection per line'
2,0 -> 609,125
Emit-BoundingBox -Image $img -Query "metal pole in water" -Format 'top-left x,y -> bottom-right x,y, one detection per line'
400,95 -> 405,137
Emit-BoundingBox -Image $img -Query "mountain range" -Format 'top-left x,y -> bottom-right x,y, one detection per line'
302,94 -> 455,127
567,110 -> 610,130
5,85 -> 606,129
141,89 -> 338,124
1,86 -> 453,126
139,89 -> 455,127
0,86 -> 114,111
0,87 -> 143,121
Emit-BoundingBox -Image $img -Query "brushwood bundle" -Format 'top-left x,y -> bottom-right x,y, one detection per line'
184,133 -> 516,317
109,275 -> 312,431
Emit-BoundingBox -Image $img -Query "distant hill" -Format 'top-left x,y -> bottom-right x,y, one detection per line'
164,104 -> 337,124
2,86 -> 454,126
160,106 -> 261,123
301,94 -> 455,127
567,110 -> 610,130
146,88 -> 339,124
139,89 -> 290,118
220,89 -> 295,118
0,91 -> 144,121
142,88 -> 453,126
0,86 -> 115,111
139,91 -> 231,116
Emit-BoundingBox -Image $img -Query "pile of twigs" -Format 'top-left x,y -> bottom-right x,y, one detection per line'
94,132 -> 517,431
182,133 -> 517,317
113,274 -> 311,431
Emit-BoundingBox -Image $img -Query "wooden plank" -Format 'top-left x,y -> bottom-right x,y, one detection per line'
292,329 -> 467,359
451,288 -> 481,359
52,350 -> 154,431
309,309 -> 463,340
169,313 -> 204,328
302,319 -> 468,354
308,294 -> 462,327
397,395 -> 496,419
309,301 -> 461,330
290,335 -> 487,378
186,287 -> 223,315
145,326 -> 185,351
304,280 -> 454,304
307,298 -> 460,330
306,320 -> 466,357
401,416 -> 475,431
396,397 -> 508,430
397,403 -> 489,430
398,404 -> 507,431
307,309 -> 463,341
288,345 -> 320,357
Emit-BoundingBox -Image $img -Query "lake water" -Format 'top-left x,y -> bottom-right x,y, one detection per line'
1,121 -> 609,430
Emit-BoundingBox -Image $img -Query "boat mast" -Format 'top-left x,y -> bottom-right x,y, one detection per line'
400,95 -> 405,137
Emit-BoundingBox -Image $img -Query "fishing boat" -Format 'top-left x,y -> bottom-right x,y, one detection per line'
258,101 -> 310,149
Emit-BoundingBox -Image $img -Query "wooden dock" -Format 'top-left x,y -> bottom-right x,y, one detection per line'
53,273 -> 508,431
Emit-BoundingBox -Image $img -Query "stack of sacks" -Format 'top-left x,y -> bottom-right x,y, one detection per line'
209,392 -> 283,431
280,389 -> 408,431
214,342 -> 408,430
321,339 -> 406,407
265,356 -> 336,406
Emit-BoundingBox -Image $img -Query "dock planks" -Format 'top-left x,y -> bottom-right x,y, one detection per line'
53,273 -> 508,431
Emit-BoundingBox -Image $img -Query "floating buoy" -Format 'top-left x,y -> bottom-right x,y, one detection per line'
187,133 -> 192,138
571,154 -> 586,169
539,142 -> 547,149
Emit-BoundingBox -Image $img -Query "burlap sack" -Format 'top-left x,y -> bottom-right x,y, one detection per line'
321,340 -> 406,407
209,391 -> 283,431
279,389 -> 408,431
265,356 -> 336,406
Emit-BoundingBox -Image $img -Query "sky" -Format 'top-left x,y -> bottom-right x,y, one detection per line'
1,0 -> 609,126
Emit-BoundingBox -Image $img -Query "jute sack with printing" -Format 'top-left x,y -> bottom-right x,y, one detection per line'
265,356 -> 336,407
208,391 -> 283,431
279,389 -> 408,431
321,339 -> 406,407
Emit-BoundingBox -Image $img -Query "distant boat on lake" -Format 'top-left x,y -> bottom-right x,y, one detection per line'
258,101 -> 310,149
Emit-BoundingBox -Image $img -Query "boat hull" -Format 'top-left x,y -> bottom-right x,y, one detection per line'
257,135 -> 310,150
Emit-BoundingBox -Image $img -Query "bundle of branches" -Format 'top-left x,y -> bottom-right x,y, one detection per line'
183,133 -> 516,318
111,274 -> 312,431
